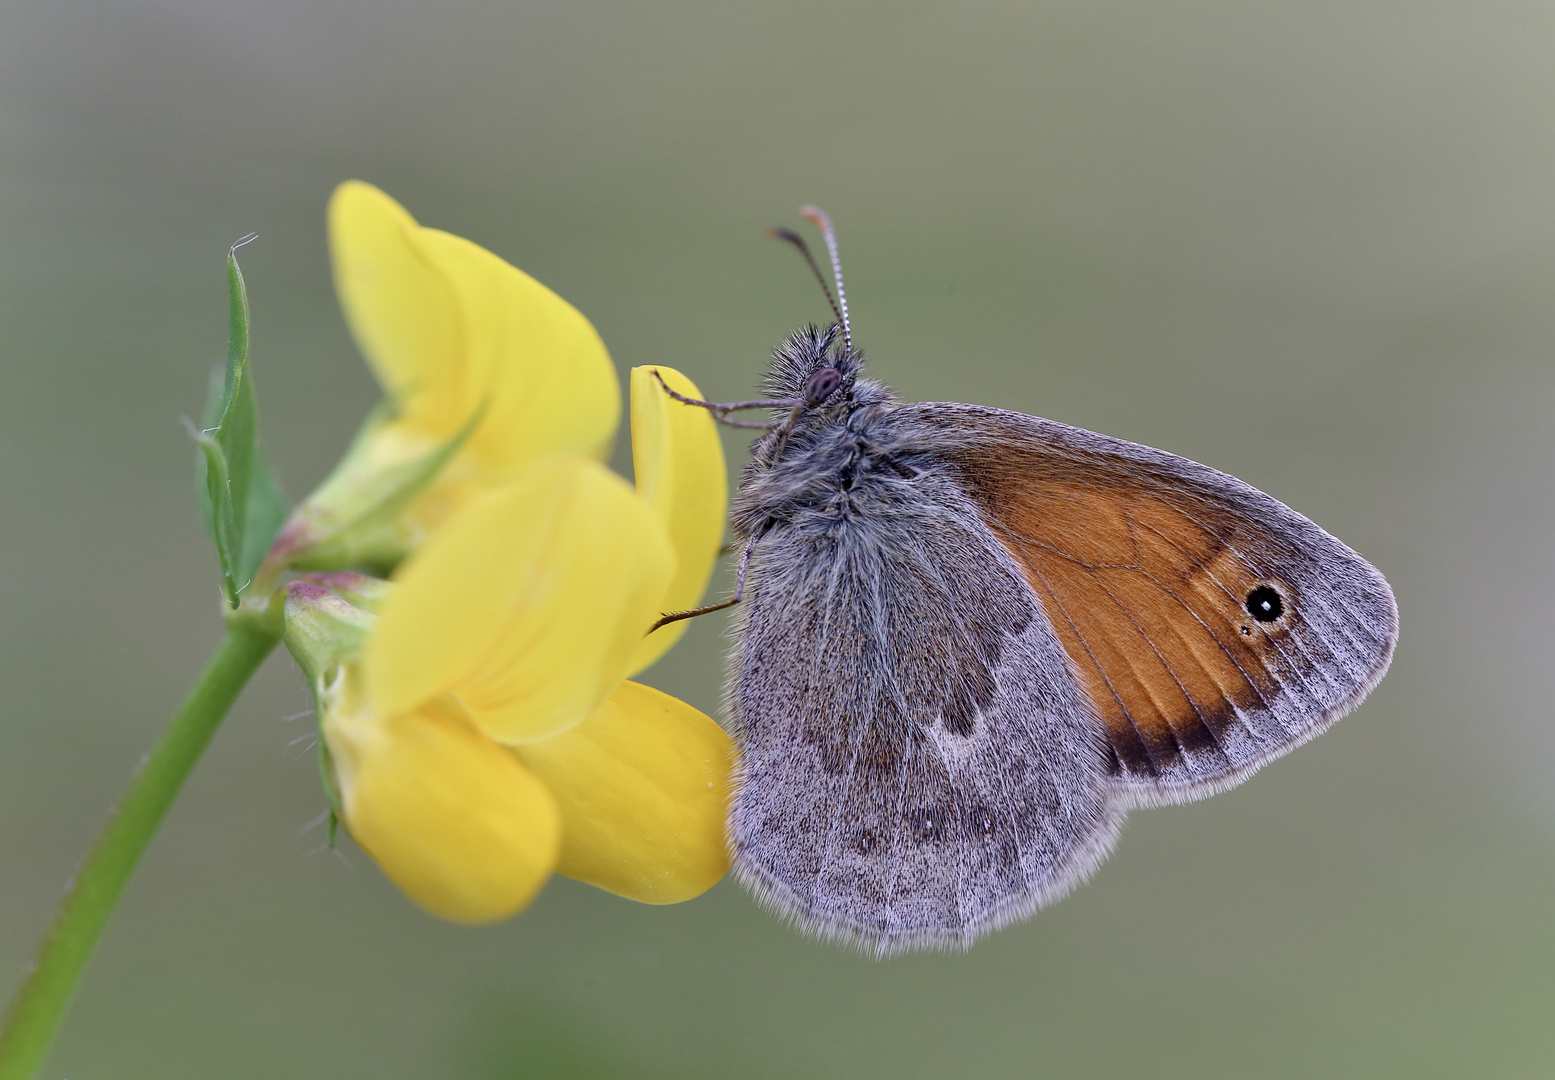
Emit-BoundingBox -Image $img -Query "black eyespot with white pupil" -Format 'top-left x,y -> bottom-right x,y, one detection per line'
803,366 -> 843,405
1245,585 -> 1284,623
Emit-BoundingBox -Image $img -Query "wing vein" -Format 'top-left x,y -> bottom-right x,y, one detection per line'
1131,517 -> 1274,713
1010,542 -> 1173,777
1090,536 -> 1231,762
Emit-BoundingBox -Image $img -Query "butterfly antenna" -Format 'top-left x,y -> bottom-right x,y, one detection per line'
765,226 -> 845,333
799,205 -> 851,352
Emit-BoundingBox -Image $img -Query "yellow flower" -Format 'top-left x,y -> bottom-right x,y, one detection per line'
288,458 -> 734,922
317,671 -> 561,921
513,681 -> 733,903
269,181 -> 631,573
366,458 -> 675,743
627,365 -> 728,673
272,183 -> 737,920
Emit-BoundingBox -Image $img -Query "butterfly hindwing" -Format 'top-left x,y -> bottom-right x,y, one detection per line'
880,403 -> 1398,806
728,464 -> 1122,955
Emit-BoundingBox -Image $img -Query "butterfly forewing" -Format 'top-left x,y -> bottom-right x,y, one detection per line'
884,403 -> 1399,805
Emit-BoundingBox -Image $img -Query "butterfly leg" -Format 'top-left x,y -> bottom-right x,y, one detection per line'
648,527 -> 763,631
651,369 -> 798,430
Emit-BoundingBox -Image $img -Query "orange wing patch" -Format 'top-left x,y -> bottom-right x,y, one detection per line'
948,447 -> 1292,779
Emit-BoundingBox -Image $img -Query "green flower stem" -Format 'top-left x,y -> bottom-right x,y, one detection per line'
0,598 -> 283,1080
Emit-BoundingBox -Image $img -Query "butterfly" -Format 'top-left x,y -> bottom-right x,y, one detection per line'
653,207 -> 1397,957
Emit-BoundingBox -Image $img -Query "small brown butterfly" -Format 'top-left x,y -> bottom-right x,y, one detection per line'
655,207 -> 1397,956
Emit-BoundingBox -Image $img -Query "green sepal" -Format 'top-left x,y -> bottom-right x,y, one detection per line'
318,742 -> 344,827
281,399 -> 484,575
191,236 -> 286,606
280,581 -> 375,689
281,580 -> 365,832
292,572 -> 395,613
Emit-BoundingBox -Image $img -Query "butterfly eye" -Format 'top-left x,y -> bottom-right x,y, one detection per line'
803,366 -> 843,405
1245,585 -> 1284,623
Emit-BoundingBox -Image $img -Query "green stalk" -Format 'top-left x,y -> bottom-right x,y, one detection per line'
0,599 -> 282,1080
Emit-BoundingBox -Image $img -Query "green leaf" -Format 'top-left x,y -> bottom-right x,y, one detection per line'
238,448 -> 286,585
192,366 -> 224,543
191,234 -> 284,606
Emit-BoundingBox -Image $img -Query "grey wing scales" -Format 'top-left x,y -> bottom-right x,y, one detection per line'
727,478 -> 1122,956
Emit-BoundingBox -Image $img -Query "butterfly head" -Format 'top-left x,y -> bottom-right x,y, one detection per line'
761,207 -> 892,419
764,322 -> 863,409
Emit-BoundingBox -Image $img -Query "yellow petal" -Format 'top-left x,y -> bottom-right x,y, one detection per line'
325,689 -> 560,923
328,182 -> 465,430
410,228 -> 620,468
328,180 -> 620,470
516,681 -> 733,904
365,457 -> 677,743
627,366 -> 729,673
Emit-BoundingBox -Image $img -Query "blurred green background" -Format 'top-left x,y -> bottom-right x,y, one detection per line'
3,1 -> 1554,1076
